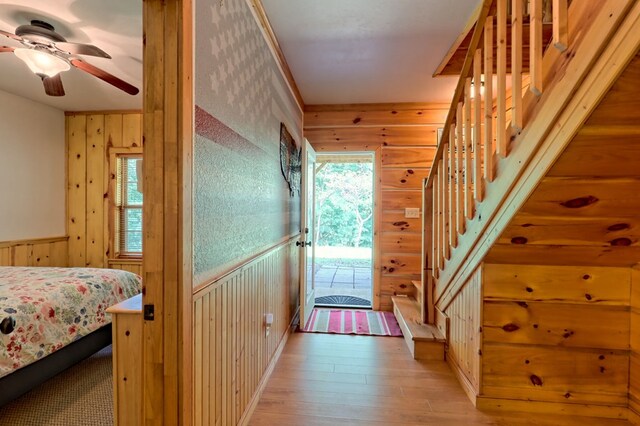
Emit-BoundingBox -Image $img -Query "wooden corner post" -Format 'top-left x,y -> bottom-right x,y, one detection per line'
142,0 -> 194,424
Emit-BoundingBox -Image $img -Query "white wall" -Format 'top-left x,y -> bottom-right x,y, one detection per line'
0,89 -> 65,241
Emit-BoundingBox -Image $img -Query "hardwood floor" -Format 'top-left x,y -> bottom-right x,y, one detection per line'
249,332 -> 631,425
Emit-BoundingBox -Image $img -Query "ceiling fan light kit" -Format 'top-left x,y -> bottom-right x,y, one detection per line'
14,47 -> 70,78
0,19 -> 138,97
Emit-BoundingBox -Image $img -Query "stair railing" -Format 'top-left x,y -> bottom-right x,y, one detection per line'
425,0 -> 568,315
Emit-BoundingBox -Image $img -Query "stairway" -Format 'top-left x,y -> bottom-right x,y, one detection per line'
392,295 -> 445,360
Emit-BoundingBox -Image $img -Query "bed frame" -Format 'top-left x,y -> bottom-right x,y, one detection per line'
0,324 -> 112,407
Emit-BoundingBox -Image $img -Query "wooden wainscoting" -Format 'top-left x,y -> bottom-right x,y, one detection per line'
66,111 -> 143,268
192,239 -> 298,425
442,264 -> 482,403
108,259 -> 143,275
0,236 -> 68,267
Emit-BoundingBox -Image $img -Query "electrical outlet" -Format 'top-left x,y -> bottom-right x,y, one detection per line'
265,313 -> 273,337
405,208 -> 420,218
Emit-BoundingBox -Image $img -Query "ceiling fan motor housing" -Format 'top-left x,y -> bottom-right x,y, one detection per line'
15,20 -> 66,45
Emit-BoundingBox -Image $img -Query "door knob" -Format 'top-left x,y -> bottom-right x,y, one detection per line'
305,241 -> 312,247
296,241 -> 303,247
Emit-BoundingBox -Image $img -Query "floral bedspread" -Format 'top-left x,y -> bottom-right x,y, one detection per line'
0,267 -> 142,378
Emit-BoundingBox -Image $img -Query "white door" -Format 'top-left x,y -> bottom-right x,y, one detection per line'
300,139 -> 316,329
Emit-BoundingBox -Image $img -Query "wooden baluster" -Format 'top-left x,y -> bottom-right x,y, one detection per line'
442,142 -> 450,261
464,77 -> 473,220
432,173 -> 439,279
511,0 -> 523,132
473,48 -> 483,203
530,0 -> 543,96
455,104 -> 464,235
438,161 -> 445,270
484,15 -> 494,182
496,0 -> 507,157
448,125 -> 458,249
553,0 -> 568,51
543,0 -> 552,23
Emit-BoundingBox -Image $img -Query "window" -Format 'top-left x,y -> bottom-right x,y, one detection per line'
115,153 -> 143,257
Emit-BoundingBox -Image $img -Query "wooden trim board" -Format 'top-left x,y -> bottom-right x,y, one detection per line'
193,234 -> 300,295
246,0 -> 304,111
141,0 -> 193,423
0,235 -> 68,249
65,110 -> 143,116
476,397 -> 628,420
447,353 -> 479,407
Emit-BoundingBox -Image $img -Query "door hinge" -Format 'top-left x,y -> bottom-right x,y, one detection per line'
143,304 -> 155,321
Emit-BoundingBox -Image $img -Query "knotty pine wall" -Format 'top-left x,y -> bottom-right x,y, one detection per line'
66,111 -> 143,275
305,103 -> 447,310
469,53 -> 640,419
481,263 -> 630,416
0,237 -> 68,267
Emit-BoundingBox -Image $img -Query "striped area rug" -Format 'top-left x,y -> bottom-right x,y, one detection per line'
303,308 -> 403,337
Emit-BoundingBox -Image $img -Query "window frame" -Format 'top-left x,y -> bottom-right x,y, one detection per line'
109,147 -> 144,259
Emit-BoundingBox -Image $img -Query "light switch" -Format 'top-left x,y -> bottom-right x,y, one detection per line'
405,208 -> 420,218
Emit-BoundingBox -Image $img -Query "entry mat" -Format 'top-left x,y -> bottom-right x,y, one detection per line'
302,308 -> 403,337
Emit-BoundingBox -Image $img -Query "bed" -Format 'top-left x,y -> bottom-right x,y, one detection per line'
0,267 -> 142,406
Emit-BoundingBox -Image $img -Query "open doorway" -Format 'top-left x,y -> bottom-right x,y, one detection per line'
313,152 -> 374,308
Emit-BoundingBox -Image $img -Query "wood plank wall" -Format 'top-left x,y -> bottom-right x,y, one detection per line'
66,111 -> 143,273
305,103 -> 447,310
485,54 -> 640,268
481,263 -> 630,417
108,259 -> 143,275
465,53 -> 640,419
192,239 -> 298,425
0,237 -> 68,267
444,265 -> 482,400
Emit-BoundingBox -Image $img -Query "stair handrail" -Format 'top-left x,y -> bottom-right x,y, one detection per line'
425,0 -> 570,299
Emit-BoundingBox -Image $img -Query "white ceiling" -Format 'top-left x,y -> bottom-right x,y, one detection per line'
261,0 -> 480,105
0,1 -> 477,111
0,0 -> 142,111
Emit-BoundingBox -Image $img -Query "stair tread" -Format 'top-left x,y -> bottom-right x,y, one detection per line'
411,280 -> 423,293
392,296 -> 445,343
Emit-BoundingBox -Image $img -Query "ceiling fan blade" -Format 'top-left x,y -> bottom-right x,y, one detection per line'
42,74 -> 65,97
70,59 -> 139,95
0,46 -> 15,53
0,29 -> 21,41
55,42 -> 111,59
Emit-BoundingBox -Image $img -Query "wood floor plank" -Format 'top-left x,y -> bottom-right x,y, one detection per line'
257,387 -> 433,411
250,332 -> 632,425
272,361 -> 335,373
267,369 -> 367,385
333,362 -> 451,376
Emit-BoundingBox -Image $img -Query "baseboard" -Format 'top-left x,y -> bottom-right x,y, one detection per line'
290,306 -> 300,332
476,396 -> 628,419
238,319 -> 291,426
446,354 -> 478,406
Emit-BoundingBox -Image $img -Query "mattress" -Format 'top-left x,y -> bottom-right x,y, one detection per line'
0,267 -> 142,378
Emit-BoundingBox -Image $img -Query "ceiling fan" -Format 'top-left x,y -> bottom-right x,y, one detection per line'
0,19 -> 139,97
